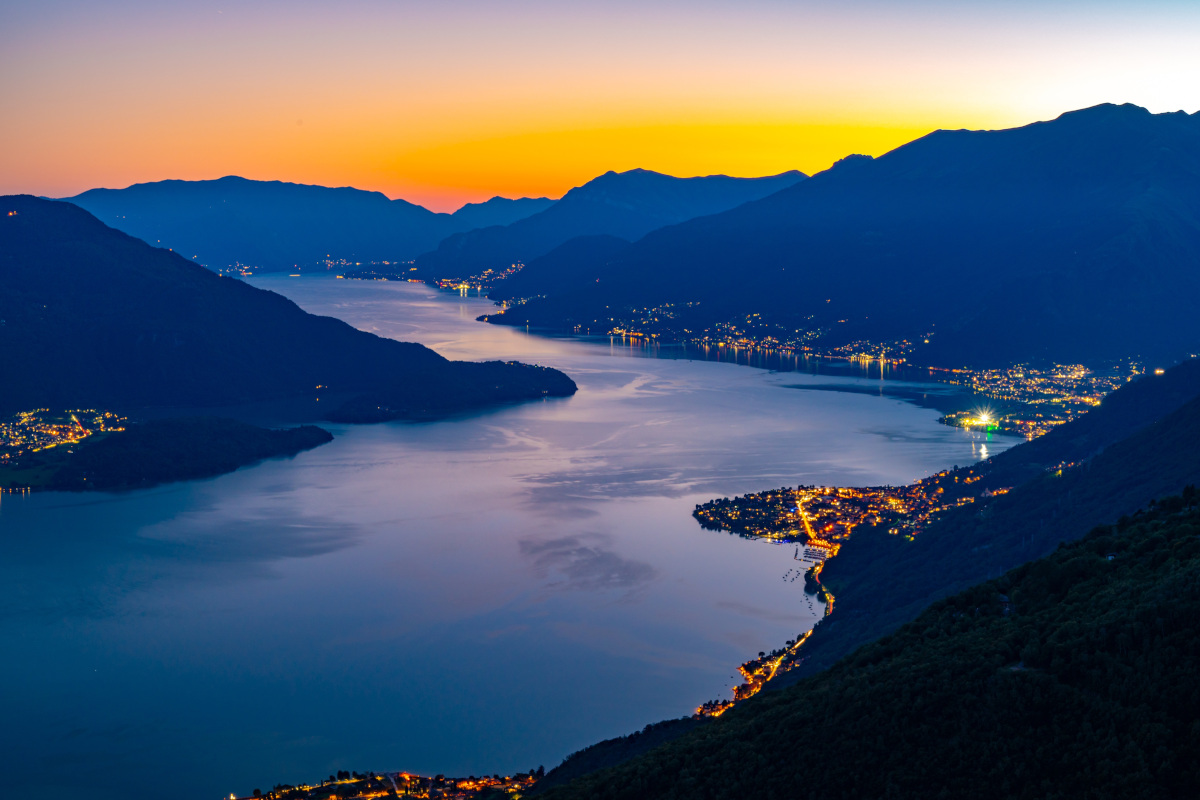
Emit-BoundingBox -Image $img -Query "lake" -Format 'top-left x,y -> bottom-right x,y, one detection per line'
0,277 -> 1018,799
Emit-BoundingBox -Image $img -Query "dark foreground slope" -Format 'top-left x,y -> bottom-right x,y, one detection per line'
777,358 -> 1200,684
412,169 -> 805,280
533,358 -> 1200,788
67,177 -> 552,272
0,196 -> 575,419
0,418 -> 333,491
544,499 -> 1200,800
497,104 -> 1200,367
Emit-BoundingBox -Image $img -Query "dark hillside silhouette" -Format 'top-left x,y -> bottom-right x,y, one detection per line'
412,169 -> 806,279
543,496 -> 1200,800
0,196 -> 575,420
494,104 -> 1200,367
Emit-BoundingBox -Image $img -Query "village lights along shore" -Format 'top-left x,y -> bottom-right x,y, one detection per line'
230,770 -> 542,800
0,409 -> 126,488
1,292 -> 1161,800
689,465 -> 1005,716
350,262 -> 1146,440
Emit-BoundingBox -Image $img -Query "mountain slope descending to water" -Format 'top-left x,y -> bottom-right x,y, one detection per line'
488,234 -> 633,305
530,358 -> 1200,788
66,177 -> 553,272
412,169 -> 806,280
0,196 -> 575,419
543,498 -> 1200,800
776,358 -> 1200,685
493,104 -> 1200,368
0,418 -> 334,491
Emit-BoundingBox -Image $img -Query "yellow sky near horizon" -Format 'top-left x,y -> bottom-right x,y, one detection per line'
2,0 -> 1197,210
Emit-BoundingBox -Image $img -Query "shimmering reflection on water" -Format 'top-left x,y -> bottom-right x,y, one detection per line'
0,277 -> 1020,800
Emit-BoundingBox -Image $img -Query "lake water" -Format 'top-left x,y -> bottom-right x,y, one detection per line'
0,277 -> 1018,799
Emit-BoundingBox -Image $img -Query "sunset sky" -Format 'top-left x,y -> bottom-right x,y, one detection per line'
2,0 -> 1197,211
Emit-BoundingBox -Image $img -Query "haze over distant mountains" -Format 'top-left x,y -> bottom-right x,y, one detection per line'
0,196 -> 574,420
410,168 -> 807,280
491,104 -> 1200,368
66,176 -> 554,272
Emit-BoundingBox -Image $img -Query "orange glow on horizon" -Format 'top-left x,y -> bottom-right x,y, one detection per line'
380,121 -> 940,210
0,111 -> 970,211
1,0 -> 1197,211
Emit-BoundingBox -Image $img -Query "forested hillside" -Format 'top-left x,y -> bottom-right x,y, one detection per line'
543,497 -> 1200,800
777,359 -> 1200,684
0,418 -> 333,491
0,196 -> 575,419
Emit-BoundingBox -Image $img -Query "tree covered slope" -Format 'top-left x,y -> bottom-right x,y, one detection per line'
543,497 -> 1200,800
778,358 -> 1200,684
0,196 -> 575,419
0,417 -> 334,491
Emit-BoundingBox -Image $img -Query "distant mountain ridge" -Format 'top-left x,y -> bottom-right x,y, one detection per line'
411,168 -> 807,280
0,195 -> 575,420
491,104 -> 1200,368
66,176 -> 554,272
451,195 -> 556,230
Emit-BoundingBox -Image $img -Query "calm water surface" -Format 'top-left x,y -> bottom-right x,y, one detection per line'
1,277 -> 1018,799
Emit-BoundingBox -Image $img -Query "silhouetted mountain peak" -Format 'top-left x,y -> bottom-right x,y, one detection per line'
1055,102 -> 1152,122
450,195 -> 557,229
412,168 -> 806,277
493,103 -> 1200,367
560,168 -> 806,207
829,153 -> 874,171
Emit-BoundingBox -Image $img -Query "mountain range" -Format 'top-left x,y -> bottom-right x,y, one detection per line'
410,169 -> 807,281
0,195 -> 575,420
66,177 -> 554,272
489,104 -> 1200,368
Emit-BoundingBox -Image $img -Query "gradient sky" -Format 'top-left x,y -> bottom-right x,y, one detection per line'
2,0 -> 1198,211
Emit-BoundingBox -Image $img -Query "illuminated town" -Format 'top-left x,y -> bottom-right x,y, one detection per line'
434,262 -> 525,295
695,629 -> 816,718
691,461 -> 1007,714
695,479 -> 979,544
465,289 -> 1146,437
343,261 -> 524,295
0,409 -> 125,468
242,767 -> 540,799
933,362 -> 1143,437
356,267 -> 1144,440
599,312 -> 1141,438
